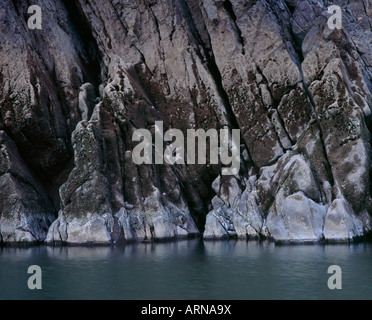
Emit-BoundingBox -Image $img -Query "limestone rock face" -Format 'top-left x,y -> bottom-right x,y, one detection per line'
1,0 -> 372,243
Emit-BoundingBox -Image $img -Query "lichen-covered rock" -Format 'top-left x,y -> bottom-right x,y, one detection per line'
46,99 -> 199,244
2,0 -> 372,243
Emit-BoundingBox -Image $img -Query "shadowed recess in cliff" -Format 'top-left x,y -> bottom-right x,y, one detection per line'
61,0 -> 103,90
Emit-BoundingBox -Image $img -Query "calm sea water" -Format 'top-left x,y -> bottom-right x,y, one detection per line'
0,240 -> 371,300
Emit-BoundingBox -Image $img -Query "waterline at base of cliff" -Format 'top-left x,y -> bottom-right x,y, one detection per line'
1,239 -> 372,300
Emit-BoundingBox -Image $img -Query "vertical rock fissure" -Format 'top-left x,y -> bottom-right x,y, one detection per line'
184,0 -> 254,171
223,0 -> 246,55
61,0 -> 103,90
263,0 -> 336,199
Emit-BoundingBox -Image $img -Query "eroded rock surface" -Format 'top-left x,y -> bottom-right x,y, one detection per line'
1,0 -> 372,244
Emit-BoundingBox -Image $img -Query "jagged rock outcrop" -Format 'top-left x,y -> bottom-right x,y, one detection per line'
1,0 -> 372,244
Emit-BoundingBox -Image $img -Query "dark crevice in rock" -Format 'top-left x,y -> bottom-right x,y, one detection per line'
284,0 -> 296,14
273,107 -> 295,147
36,0 -> 104,210
145,1 -> 162,43
272,0 -> 305,65
108,0 -> 129,34
260,0 -> 337,203
316,122 -> 335,189
255,65 -> 275,103
299,80 -> 335,193
183,0 -> 253,169
182,0 -> 240,128
10,0 -> 20,16
255,64 -> 294,149
183,0 -> 213,59
170,0 -> 254,230
300,73 -> 316,110
61,0 -> 103,90
223,0 -> 245,55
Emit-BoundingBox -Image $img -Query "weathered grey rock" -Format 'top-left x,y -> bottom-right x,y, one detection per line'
2,0 -> 372,243
79,83 -> 96,121
323,198 -> 364,241
278,192 -> 326,241
46,99 -> 199,243
204,176 -> 266,239
0,131 -> 55,243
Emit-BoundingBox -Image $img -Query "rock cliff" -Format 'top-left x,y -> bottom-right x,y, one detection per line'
1,0 -> 372,244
